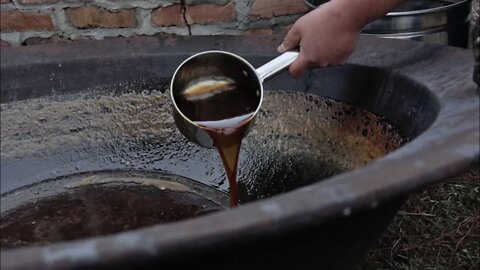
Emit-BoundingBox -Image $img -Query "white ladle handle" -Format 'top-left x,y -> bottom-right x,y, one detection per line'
256,51 -> 299,83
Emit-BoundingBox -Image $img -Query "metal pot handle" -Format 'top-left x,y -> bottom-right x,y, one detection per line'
256,51 -> 299,83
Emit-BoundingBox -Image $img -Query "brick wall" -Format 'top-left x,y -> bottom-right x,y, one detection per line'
0,0 -> 309,47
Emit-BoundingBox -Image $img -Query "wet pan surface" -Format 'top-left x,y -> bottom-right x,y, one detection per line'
1,90 -> 402,248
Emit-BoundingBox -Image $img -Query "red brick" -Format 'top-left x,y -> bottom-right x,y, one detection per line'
0,40 -> 10,48
186,2 -> 236,25
0,10 -> 55,32
66,7 -> 136,29
19,0 -> 58,5
250,0 -> 308,19
151,4 -> 183,27
151,2 -> 236,27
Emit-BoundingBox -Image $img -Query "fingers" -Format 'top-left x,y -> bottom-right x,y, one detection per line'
278,23 -> 304,77
278,26 -> 301,53
288,53 -> 308,78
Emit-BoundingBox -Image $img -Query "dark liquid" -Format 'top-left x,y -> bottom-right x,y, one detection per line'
199,116 -> 252,207
1,184 -> 223,249
176,79 -> 259,207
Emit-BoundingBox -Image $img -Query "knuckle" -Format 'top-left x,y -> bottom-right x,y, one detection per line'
300,51 -> 323,67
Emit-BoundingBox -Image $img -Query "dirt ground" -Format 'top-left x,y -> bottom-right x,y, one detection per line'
359,163 -> 479,270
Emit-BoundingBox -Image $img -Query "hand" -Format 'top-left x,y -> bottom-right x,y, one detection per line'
278,2 -> 362,78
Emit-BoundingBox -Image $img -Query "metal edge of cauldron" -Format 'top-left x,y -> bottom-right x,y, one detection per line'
0,35 -> 479,269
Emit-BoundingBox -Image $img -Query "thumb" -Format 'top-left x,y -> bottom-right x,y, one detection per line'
278,26 -> 301,53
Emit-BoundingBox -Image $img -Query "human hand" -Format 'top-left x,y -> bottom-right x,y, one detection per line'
278,2 -> 362,78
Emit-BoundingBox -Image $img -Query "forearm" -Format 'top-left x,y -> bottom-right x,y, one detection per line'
279,0 -> 405,77
324,0 -> 405,30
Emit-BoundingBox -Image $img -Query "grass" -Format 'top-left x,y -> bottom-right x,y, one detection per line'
359,164 -> 479,270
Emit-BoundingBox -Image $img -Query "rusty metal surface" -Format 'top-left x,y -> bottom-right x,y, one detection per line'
0,35 -> 479,269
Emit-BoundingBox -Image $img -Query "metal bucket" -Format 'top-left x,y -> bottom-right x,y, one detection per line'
305,0 -> 472,48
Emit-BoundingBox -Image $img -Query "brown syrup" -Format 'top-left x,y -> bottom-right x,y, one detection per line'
177,78 -> 259,207
1,184 -> 223,249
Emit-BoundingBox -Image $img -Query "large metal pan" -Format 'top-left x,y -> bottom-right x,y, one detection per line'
0,35 -> 478,269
